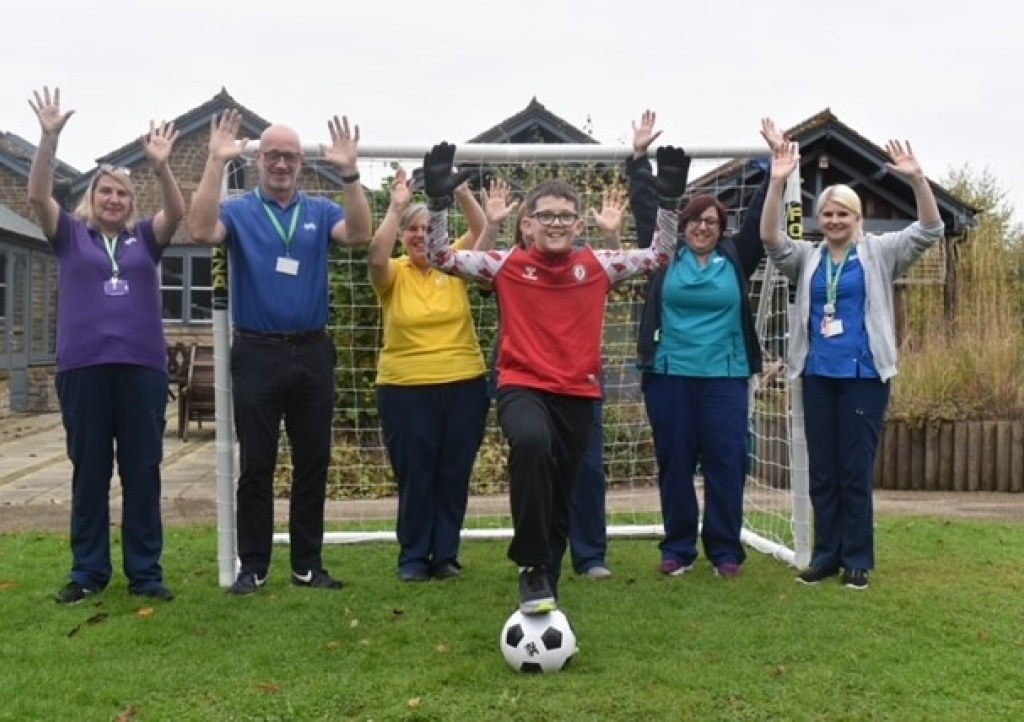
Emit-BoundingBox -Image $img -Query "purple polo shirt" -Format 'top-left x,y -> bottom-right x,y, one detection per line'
51,209 -> 167,373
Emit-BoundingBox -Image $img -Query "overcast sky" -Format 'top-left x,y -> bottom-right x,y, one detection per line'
4,0 -> 1021,222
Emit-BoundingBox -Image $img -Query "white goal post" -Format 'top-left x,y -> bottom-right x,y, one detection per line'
210,141 -> 811,584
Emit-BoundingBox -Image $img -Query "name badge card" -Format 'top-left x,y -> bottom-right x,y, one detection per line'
103,278 -> 130,296
822,318 -> 844,338
276,257 -> 300,276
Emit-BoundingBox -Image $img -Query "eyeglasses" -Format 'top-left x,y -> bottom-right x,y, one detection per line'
687,217 -> 720,229
262,150 -> 301,166
98,163 -> 130,177
531,211 -> 579,226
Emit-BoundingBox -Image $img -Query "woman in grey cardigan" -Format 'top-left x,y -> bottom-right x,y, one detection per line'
760,140 -> 944,590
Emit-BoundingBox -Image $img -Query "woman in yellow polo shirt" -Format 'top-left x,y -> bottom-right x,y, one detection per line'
370,168 -> 490,582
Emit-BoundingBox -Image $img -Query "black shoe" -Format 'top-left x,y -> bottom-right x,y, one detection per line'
398,567 -> 430,583
843,569 -> 870,590
796,567 -> 840,585
518,566 -> 556,615
432,561 -> 462,580
130,584 -> 175,601
292,568 -> 344,589
228,570 -> 267,596
55,581 -> 97,605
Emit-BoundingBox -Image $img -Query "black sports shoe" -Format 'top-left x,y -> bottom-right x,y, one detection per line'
292,568 -> 344,589
398,567 -> 430,583
130,584 -> 175,601
228,570 -> 267,596
518,566 -> 556,615
843,569 -> 870,590
55,581 -> 96,605
796,567 -> 840,585
432,561 -> 462,580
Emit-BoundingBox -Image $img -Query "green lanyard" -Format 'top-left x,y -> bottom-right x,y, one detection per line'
257,190 -> 303,256
102,234 -> 120,278
824,246 -> 851,316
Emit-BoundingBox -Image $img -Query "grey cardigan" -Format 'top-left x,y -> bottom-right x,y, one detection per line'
766,220 -> 945,382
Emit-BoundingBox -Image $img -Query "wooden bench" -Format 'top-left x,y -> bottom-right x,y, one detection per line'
177,344 -> 216,442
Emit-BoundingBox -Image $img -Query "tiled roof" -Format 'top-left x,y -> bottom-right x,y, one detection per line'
468,98 -> 596,144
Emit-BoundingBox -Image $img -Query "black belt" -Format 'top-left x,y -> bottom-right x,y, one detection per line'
234,327 -> 328,345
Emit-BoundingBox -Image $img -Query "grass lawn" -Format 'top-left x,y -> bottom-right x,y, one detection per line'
1,517 -> 1022,721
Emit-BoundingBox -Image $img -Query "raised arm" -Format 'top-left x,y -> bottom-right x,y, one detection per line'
454,181 -> 486,244
625,110 -> 665,249
188,110 -> 247,245
144,120 -> 185,246
322,115 -> 372,246
589,187 -> 626,249
27,86 -> 74,238
474,178 -> 518,251
884,140 -> 941,227
423,142 -> 507,281
368,167 -> 412,289
600,146 -> 687,282
760,141 -> 800,251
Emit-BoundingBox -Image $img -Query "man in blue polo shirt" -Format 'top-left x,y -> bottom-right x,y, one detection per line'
188,109 -> 371,595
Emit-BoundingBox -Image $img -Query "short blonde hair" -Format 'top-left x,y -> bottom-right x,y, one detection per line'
74,165 -> 136,227
815,183 -> 862,218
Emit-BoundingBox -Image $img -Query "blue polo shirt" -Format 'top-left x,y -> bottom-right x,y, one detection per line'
220,190 -> 345,332
653,247 -> 750,378
805,247 -> 880,378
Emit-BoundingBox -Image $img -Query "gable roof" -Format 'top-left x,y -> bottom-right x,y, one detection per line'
688,108 -> 978,236
71,88 -> 276,196
468,98 -> 597,144
0,131 -> 80,182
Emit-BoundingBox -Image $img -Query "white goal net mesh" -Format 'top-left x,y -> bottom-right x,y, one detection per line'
213,143 -> 811,578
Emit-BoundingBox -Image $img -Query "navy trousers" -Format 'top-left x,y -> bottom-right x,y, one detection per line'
497,387 -> 594,584
231,336 -> 335,576
643,374 -> 749,567
377,378 -> 489,575
802,375 -> 890,571
568,400 -> 608,573
56,365 -> 168,592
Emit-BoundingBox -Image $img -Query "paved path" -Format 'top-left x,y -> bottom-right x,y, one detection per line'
1,411 -> 1021,534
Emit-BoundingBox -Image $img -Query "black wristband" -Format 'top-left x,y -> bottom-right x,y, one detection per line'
341,172 -> 361,184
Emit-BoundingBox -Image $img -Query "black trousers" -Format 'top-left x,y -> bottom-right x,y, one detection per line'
497,387 -> 595,577
231,335 -> 336,576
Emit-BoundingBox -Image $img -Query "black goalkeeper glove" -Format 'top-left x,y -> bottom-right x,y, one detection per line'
654,146 -> 691,209
423,142 -> 474,211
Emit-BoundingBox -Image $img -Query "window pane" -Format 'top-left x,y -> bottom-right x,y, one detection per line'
191,254 -> 212,287
162,289 -> 183,321
190,290 -> 212,321
161,256 -> 184,286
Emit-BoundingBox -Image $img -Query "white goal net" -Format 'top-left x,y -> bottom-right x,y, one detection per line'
210,142 -> 811,584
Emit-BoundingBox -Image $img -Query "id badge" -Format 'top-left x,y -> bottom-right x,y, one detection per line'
276,256 -> 300,276
103,278 -> 130,296
822,318 -> 844,337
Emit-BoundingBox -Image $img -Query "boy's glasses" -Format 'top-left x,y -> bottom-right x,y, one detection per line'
531,211 -> 579,226
262,151 -> 301,166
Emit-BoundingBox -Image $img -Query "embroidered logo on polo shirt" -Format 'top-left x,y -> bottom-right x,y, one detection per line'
573,264 -> 587,282
124,237 -> 137,246
304,222 -> 317,231
522,266 -> 538,281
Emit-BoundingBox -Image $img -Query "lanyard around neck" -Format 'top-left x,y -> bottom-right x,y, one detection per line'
102,233 -> 120,277
257,190 -> 303,254
824,246 -> 852,309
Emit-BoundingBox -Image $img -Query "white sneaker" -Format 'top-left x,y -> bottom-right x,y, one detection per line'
585,565 -> 613,580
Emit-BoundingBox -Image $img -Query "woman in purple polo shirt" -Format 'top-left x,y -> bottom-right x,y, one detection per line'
27,86 -> 185,604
